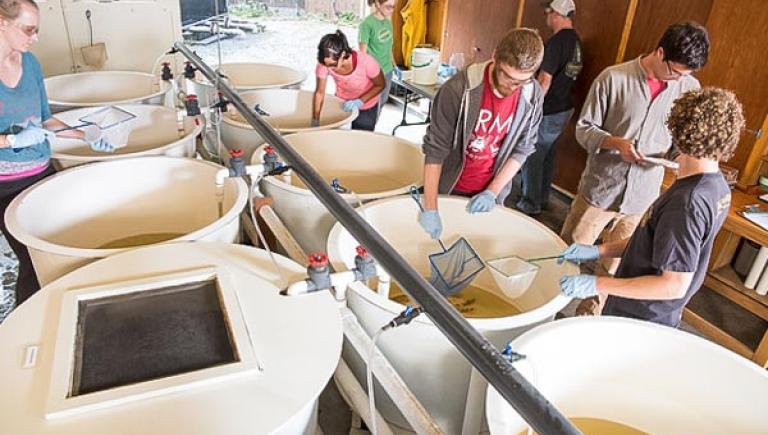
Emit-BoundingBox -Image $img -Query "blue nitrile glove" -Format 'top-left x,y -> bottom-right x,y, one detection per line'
557,243 -> 601,265
10,123 -> 51,149
393,66 -> 402,80
559,274 -> 598,299
82,126 -> 114,153
466,189 -> 497,214
342,99 -> 364,112
310,118 -> 320,128
419,209 -> 442,240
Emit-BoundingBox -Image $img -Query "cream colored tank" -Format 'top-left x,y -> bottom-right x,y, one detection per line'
326,196 -> 576,434
218,89 -> 356,164
50,105 -> 201,169
486,317 -> 768,434
253,130 -> 423,254
187,62 -> 306,107
5,156 -> 248,286
45,71 -> 172,112
0,242 -> 342,435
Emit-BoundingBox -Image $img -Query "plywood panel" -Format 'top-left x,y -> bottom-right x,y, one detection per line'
698,0 -> 768,183
392,0 -> 405,65
426,0 -> 448,57
623,0 -> 713,61
441,0 -> 521,65
521,0 -> 632,194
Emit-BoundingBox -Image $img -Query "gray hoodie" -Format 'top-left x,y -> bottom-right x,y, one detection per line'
422,60 -> 544,203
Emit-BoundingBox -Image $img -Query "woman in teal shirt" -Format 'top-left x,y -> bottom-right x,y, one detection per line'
0,0 -> 111,305
359,0 -> 399,116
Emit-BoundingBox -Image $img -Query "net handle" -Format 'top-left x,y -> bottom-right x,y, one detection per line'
409,186 -> 447,251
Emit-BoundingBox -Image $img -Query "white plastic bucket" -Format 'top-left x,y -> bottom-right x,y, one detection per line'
218,89 -> 356,165
5,157 -> 248,286
411,48 -> 440,85
50,105 -> 202,169
252,129 -> 423,254
187,62 -> 306,107
327,196 -> 576,434
0,242 -> 342,435
45,71 -> 171,112
486,317 -> 768,434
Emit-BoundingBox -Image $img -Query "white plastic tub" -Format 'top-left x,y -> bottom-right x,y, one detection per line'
219,89 -> 355,164
5,157 -> 248,286
187,62 -> 306,107
50,105 -> 202,169
486,317 -> 768,434
45,71 -> 171,112
327,196 -> 576,434
0,242 -> 342,435
253,130 -> 423,254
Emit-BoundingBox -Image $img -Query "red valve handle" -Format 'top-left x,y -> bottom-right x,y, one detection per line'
308,252 -> 329,268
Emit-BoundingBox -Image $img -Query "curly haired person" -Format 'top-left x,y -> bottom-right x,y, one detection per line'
556,87 -> 744,328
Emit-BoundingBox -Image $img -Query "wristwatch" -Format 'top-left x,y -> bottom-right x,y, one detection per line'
6,134 -> 16,147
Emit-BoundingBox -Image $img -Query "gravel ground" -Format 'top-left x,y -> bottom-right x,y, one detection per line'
193,17 -> 360,92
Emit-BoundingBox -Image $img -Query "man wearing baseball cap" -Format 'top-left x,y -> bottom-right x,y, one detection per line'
517,0 -> 582,216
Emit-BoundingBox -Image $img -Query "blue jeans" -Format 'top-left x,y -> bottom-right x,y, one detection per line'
378,69 -> 393,114
517,108 -> 574,215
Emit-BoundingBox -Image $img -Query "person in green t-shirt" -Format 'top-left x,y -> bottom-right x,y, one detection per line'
359,0 -> 400,116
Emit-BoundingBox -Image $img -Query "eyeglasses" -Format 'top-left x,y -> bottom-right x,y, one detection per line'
665,60 -> 690,78
12,22 -> 39,37
495,64 -> 534,87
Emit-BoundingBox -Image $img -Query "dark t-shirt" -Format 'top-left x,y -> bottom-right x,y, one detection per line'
540,28 -> 582,115
603,172 -> 731,327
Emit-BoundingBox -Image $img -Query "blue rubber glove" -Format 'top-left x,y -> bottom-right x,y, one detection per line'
419,209 -> 442,240
11,123 -> 51,149
393,66 -> 403,80
558,243 -> 600,265
559,274 -> 598,299
466,189 -> 497,214
82,126 -> 114,153
310,118 -> 320,128
342,99 -> 364,112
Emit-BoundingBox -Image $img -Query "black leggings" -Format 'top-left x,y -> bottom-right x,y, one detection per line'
351,106 -> 380,131
0,165 -> 55,306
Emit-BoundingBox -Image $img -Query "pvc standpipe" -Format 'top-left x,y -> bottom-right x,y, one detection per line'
45,71 -> 172,112
5,156 -> 248,286
486,317 -> 768,434
0,242 -> 342,435
187,62 -> 306,108
326,196 -> 577,434
254,129 -> 423,254
50,105 -> 202,169
219,89 -> 356,165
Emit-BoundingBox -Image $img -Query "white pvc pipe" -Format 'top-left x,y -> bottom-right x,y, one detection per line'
50,105 -> 202,169
5,157 -> 248,286
218,89 -> 356,165
486,317 -> 768,434
45,71 -> 172,112
186,62 -> 306,107
327,196 -> 576,434
255,130 -> 424,254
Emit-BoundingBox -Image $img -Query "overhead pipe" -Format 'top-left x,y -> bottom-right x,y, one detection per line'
173,41 -> 580,435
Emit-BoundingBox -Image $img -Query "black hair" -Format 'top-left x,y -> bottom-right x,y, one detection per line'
317,30 -> 351,65
658,22 -> 709,70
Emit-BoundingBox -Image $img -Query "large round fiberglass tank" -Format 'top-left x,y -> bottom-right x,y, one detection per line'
326,196 -> 576,434
253,130 -> 423,254
486,317 -> 768,434
187,63 -> 306,107
0,242 -> 342,435
45,71 -> 171,112
5,157 -> 248,286
219,89 -> 355,164
50,105 -> 202,169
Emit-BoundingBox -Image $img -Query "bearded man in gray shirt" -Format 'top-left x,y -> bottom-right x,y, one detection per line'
560,22 -> 710,315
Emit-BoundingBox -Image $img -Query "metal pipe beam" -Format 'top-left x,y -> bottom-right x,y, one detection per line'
174,41 -> 580,435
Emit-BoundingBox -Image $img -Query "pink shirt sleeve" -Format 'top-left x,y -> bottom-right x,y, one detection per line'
315,63 -> 329,79
361,52 -> 382,80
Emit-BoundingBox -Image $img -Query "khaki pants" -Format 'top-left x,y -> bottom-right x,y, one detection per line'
560,194 -> 642,313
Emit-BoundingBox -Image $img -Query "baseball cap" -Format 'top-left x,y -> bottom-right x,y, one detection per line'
547,0 -> 575,16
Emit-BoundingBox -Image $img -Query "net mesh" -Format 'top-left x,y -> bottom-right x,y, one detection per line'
79,105 -> 137,149
427,237 -> 485,296
487,256 -> 540,299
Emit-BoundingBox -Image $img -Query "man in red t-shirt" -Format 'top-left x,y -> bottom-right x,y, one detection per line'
419,28 -> 545,239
